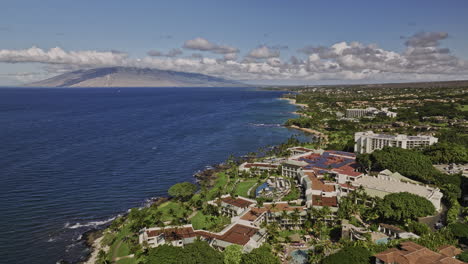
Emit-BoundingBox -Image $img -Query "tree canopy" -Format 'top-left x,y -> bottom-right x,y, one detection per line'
240,245 -> 280,264
357,147 -> 462,199
224,244 -> 243,264
168,182 -> 197,201
423,142 -> 468,164
145,241 -> 223,264
322,246 -> 372,264
375,192 -> 435,223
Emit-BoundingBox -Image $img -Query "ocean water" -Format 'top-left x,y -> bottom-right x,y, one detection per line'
0,87 -> 310,264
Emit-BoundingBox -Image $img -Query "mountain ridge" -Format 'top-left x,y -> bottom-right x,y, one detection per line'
26,67 -> 244,87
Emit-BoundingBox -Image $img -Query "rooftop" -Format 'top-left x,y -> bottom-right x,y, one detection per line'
375,241 -> 465,264
221,197 -> 254,208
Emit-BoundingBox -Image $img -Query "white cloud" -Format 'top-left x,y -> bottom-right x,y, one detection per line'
247,46 -> 280,59
0,46 -> 128,66
1,32 -> 467,84
183,37 -> 239,54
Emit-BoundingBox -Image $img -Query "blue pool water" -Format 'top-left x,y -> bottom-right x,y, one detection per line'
0,87 -> 311,264
255,182 -> 270,197
290,249 -> 309,264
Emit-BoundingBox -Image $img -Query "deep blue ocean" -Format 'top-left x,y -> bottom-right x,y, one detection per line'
0,87 -> 310,264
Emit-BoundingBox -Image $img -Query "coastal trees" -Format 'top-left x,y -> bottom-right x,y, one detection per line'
223,244 -> 243,264
375,192 -> 435,223
168,182 -> 197,201
362,147 -> 462,199
423,142 -> 468,164
145,241 -> 223,264
240,244 -> 281,264
321,246 -> 372,264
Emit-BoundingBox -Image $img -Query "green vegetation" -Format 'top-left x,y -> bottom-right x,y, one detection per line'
358,147 -> 462,199
449,223 -> 468,244
143,240 -> 223,264
223,244 -> 243,264
423,142 -> 468,164
281,185 -> 300,201
190,211 -> 230,231
321,246 -> 372,264
233,180 -> 257,197
375,192 -> 435,223
407,221 -> 431,236
168,182 -> 197,201
240,244 -> 280,264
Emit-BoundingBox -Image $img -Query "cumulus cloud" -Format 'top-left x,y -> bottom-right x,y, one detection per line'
1,31 -> 467,84
0,46 -> 128,66
147,48 -> 182,57
404,31 -> 448,47
183,37 -> 239,54
247,45 -> 280,59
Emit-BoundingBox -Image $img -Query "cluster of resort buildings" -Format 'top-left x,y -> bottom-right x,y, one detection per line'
136,129 -> 467,262
139,142 -> 447,254
354,131 -> 439,154
282,147 -> 443,211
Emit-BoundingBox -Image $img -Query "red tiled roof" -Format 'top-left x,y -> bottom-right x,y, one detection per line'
240,207 -> 267,221
305,172 -> 335,192
312,195 -> 338,207
332,165 -> 363,177
244,163 -> 278,169
437,245 -> 463,258
375,242 -> 466,264
221,197 -> 253,208
147,226 -> 196,240
263,203 -> 306,213
195,224 -> 259,246
340,183 -> 356,190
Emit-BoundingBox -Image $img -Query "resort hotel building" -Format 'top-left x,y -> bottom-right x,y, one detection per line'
345,107 -> 397,119
354,131 -> 438,154
282,148 -> 443,211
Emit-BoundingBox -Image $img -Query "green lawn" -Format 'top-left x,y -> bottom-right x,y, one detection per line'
116,257 -> 137,264
190,211 -> 231,231
234,180 -> 258,197
108,226 -> 132,260
206,172 -> 229,200
156,201 -> 190,221
458,104 -> 468,111
282,183 -> 300,201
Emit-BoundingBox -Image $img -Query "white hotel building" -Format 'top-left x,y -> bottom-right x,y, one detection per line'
354,131 -> 438,154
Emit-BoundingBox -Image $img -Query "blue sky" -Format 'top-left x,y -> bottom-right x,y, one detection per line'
1,0 -> 468,85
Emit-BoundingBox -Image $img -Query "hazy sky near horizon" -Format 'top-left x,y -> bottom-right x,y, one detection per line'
1,0 -> 468,85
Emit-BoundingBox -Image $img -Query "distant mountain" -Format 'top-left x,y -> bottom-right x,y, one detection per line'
27,67 -> 243,87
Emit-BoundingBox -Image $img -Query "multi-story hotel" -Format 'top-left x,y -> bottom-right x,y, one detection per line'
354,131 -> 438,154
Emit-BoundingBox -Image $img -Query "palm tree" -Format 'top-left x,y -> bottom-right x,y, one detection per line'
291,208 -> 301,229
281,210 -> 290,228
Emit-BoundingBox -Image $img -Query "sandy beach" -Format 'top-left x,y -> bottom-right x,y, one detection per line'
279,97 -> 309,108
82,235 -> 107,264
288,125 -> 328,143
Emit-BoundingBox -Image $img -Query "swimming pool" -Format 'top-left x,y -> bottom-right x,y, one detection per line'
289,249 -> 308,264
255,182 -> 269,197
375,237 -> 390,244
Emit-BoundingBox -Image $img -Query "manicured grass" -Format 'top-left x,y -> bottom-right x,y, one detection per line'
156,201 -> 191,221
234,180 -> 258,197
282,182 -> 300,201
108,226 -> 132,259
117,257 -> 137,264
458,104 -> 468,111
279,229 -> 306,238
190,211 -> 231,231
206,172 -> 228,200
